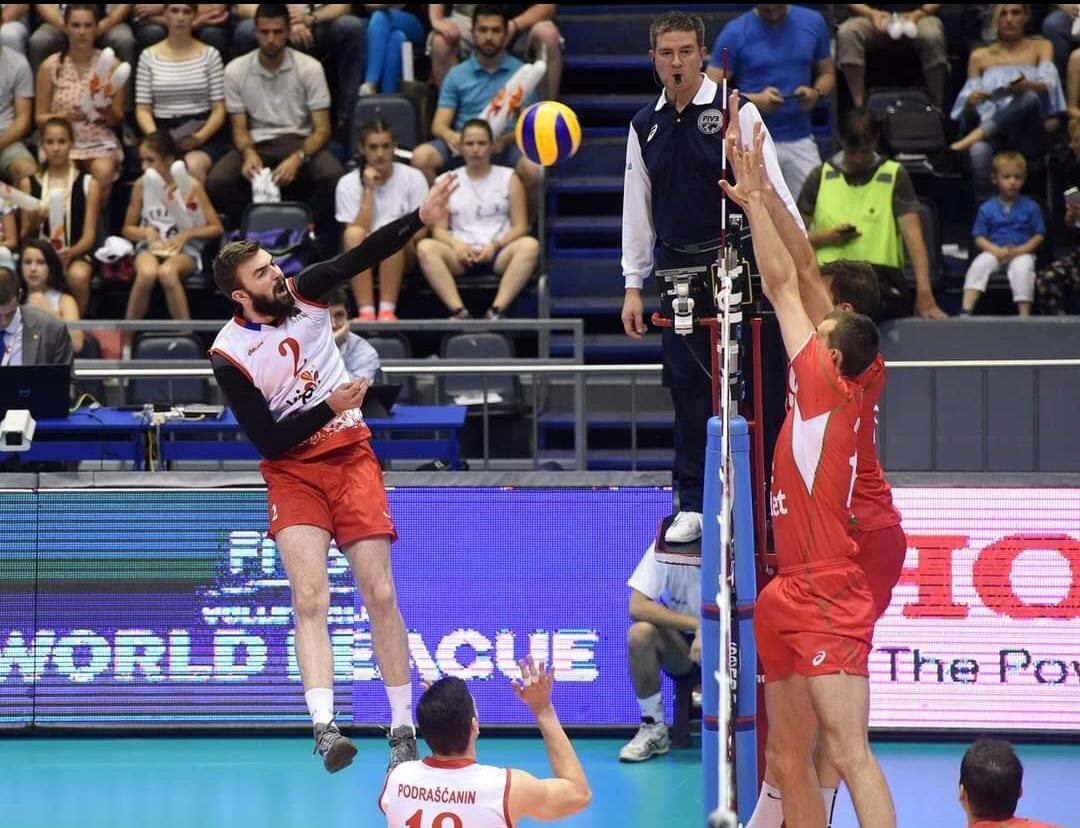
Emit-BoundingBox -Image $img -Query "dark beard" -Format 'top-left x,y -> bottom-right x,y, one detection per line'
249,284 -> 295,318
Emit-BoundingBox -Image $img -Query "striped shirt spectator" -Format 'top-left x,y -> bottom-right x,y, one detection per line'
135,45 -> 224,120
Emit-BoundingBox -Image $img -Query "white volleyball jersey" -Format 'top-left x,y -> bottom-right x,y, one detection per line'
448,165 -> 514,247
380,757 -> 512,828
209,278 -> 367,458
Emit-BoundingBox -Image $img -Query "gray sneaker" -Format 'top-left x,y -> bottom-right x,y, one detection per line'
313,720 -> 358,773
387,725 -> 418,772
618,719 -> 670,762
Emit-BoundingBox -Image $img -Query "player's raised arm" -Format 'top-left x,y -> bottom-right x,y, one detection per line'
292,174 -> 458,300
508,658 -> 592,823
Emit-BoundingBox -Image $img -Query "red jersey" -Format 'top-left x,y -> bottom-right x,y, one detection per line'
770,335 -> 862,571
972,820 -> 1061,828
850,354 -> 902,532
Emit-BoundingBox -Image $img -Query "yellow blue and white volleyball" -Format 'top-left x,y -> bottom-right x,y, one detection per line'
515,101 -> 582,166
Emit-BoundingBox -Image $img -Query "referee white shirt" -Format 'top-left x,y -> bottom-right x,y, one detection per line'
627,542 -> 702,619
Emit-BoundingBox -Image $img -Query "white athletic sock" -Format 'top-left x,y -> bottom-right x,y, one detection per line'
386,683 -> 413,730
305,687 -> 334,726
378,301 -> 396,313
359,304 -> 376,316
822,786 -> 838,827
745,782 -> 783,828
637,692 -> 664,724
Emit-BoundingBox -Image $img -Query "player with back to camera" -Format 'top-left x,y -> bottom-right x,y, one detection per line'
379,657 -> 591,827
721,105 -> 896,828
207,173 -> 456,775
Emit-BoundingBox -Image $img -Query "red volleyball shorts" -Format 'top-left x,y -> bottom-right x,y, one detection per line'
755,559 -> 875,683
850,522 -> 908,620
260,437 -> 396,548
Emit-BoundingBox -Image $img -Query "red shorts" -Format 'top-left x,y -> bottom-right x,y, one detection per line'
260,437 -> 396,548
851,523 -> 907,620
755,559 -> 875,683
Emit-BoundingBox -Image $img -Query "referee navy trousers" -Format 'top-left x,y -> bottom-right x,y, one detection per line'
655,246 -> 717,515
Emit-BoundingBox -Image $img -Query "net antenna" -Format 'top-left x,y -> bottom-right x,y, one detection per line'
709,48 -> 742,828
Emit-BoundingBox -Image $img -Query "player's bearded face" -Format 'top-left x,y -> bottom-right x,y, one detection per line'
249,276 -> 296,317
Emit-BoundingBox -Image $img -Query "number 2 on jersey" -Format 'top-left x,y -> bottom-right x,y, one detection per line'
406,810 -> 463,828
278,337 -> 305,378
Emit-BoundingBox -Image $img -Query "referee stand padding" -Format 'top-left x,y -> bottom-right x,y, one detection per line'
701,414 -> 759,823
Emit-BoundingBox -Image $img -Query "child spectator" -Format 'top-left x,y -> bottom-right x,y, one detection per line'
17,238 -> 84,353
335,119 -> 428,321
416,119 -> 538,320
34,4 -> 127,208
962,151 -> 1045,316
328,287 -> 381,382
121,131 -> 222,350
20,117 -> 101,315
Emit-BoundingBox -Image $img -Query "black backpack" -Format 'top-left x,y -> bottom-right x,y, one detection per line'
867,88 -> 950,156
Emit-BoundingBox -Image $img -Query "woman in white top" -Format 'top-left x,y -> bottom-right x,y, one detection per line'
121,130 -> 222,345
335,119 -> 429,321
416,118 -> 539,319
134,3 -> 228,182
17,237 -> 84,353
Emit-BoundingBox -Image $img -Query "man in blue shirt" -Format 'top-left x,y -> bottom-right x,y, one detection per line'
411,5 -> 540,191
707,4 -> 834,201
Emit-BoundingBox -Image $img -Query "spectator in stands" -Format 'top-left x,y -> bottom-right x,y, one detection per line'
413,6 -> 541,192
232,4 -> 366,136
16,238 -> 84,353
335,119 -> 429,321
0,38 -> 36,188
0,264 -> 73,366
208,4 -> 343,242
29,4 -> 135,75
34,5 -> 127,209
122,131 -> 222,351
134,4 -> 227,183
430,4 -> 562,99
1036,122 -> 1080,314
1041,4 -> 1080,82
959,738 -> 1061,827
0,203 -> 17,254
798,108 -> 947,318
329,287 -> 381,381
416,119 -> 538,320
706,4 -> 835,205
1,4 -> 30,55
961,151 -> 1044,316
130,3 -> 230,54
19,118 -> 101,315
950,4 -> 1066,201
619,541 -> 700,763
359,5 -> 424,96
837,4 -> 949,109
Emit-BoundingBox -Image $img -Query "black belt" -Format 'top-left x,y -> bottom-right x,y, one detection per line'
659,237 -> 724,255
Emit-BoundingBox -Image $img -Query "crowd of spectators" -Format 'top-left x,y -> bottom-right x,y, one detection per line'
0,3 -> 561,362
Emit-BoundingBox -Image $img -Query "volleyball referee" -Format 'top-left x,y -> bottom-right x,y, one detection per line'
621,10 -> 729,544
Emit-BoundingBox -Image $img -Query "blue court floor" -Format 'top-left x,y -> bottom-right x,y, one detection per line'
0,736 -> 1075,827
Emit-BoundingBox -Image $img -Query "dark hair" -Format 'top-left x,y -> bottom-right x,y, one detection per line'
839,108 -> 880,150
649,10 -> 706,49
820,261 -> 880,319
825,310 -> 879,379
328,287 -> 349,308
358,118 -> 396,153
472,5 -> 509,29
960,738 -> 1023,821
254,4 -> 290,25
41,116 -> 75,142
141,130 -> 180,162
416,676 -> 475,756
60,4 -> 100,62
18,239 -> 68,295
461,118 -> 494,142
213,239 -> 262,295
0,266 -> 19,305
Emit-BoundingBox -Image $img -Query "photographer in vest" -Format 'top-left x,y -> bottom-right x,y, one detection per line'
796,108 -> 947,319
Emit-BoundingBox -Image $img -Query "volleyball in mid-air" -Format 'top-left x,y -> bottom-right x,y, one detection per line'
515,101 -> 582,166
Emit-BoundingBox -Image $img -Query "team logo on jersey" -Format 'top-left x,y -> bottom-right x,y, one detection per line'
646,123 -> 658,144
812,650 -> 827,667
697,108 -> 723,135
